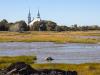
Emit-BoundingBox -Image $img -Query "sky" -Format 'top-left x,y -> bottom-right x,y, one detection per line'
0,0 -> 100,26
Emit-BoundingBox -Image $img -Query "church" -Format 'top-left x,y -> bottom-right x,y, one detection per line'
27,10 -> 57,31
28,10 -> 41,26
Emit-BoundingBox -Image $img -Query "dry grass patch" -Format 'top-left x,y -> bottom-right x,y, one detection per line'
0,31 -> 99,43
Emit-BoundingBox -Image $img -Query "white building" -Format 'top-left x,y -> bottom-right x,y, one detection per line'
28,10 -> 41,26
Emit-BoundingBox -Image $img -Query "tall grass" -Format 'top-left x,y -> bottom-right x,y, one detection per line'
31,63 -> 100,75
0,63 -> 100,75
0,56 -> 36,64
0,31 -> 99,43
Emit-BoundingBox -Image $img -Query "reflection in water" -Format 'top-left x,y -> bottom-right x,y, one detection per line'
0,42 -> 100,64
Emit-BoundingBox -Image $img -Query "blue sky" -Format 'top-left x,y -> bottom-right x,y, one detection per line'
0,0 -> 100,26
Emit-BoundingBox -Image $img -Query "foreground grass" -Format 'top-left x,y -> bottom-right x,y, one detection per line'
0,56 -> 36,68
0,55 -> 100,75
0,31 -> 99,43
0,63 -> 100,75
31,63 -> 100,75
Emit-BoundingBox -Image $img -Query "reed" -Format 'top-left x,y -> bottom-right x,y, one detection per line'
0,56 -> 36,64
31,63 -> 100,75
0,31 -> 99,43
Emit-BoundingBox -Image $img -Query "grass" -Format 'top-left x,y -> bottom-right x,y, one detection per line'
0,63 -> 100,75
0,56 -> 35,68
32,63 -> 100,75
0,55 -> 100,75
31,63 -> 100,70
0,31 -> 99,43
0,56 -> 36,66
0,31 -> 99,75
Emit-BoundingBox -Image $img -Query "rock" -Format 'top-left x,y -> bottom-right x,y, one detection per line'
5,62 -> 37,75
45,57 -> 54,61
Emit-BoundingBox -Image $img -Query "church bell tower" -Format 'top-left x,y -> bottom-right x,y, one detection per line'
28,9 -> 31,24
37,10 -> 41,19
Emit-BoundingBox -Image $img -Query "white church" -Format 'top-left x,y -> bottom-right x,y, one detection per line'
28,10 -> 41,26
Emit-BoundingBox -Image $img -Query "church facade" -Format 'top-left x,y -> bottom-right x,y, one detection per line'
28,10 -> 41,26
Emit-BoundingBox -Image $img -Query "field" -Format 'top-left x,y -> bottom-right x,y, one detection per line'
0,31 -> 100,75
0,31 -> 99,43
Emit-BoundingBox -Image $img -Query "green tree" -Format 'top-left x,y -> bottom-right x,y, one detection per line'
9,20 -> 28,32
31,20 -> 57,31
0,19 -> 8,31
55,26 -> 62,32
30,21 -> 40,31
46,21 -> 57,31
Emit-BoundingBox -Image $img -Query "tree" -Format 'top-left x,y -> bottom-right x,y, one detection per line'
55,26 -> 61,32
70,24 -> 79,31
46,21 -> 57,31
0,19 -> 9,31
30,20 -> 57,31
30,21 -> 41,31
9,20 -> 28,32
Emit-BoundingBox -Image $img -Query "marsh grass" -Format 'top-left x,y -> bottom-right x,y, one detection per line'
31,63 -> 100,75
0,31 -> 99,43
0,56 -> 36,64
0,56 -> 36,69
0,55 -> 100,75
0,63 -> 100,75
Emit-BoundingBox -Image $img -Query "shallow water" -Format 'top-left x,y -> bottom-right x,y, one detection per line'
0,42 -> 100,64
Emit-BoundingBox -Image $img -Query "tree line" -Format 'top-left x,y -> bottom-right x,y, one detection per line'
0,19 -> 100,32
56,24 -> 100,31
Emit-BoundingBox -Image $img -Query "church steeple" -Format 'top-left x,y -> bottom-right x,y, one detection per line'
28,9 -> 41,26
37,9 -> 40,18
28,9 -> 31,24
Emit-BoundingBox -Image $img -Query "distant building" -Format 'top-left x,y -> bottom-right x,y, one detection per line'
27,9 -> 57,31
28,9 -> 31,25
28,10 -> 41,26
